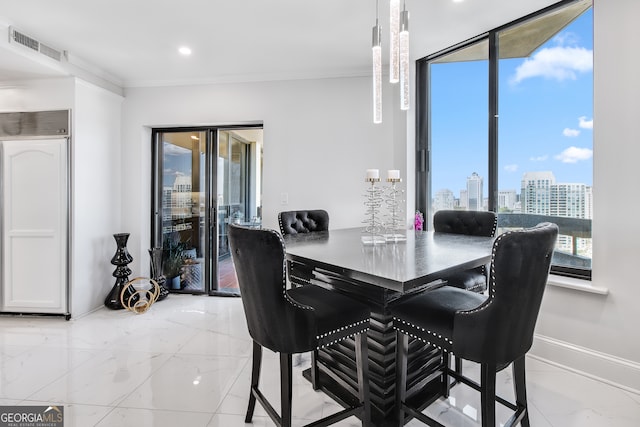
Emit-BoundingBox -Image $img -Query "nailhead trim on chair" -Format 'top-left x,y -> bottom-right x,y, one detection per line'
277,214 -> 285,235
290,274 -> 313,286
317,325 -> 370,349
393,317 -> 454,346
317,319 -> 370,339
458,230 -> 515,316
488,231 -> 512,298
264,229 -> 314,311
392,222 -> 506,345
271,228 -> 370,350
394,325 -> 452,352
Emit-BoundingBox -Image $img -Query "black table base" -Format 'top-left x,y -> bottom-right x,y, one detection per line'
293,266 -> 446,426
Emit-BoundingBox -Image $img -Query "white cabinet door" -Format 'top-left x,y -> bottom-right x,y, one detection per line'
1,139 -> 67,313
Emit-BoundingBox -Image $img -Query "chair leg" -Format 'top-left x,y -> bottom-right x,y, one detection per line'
513,356 -> 530,427
311,350 -> 320,390
280,353 -> 293,427
455,356 -> 463,377
355,332 -> 371,427
245,341 -> 263,423
480,364 -> 496,427
395,331 -> 409,427
442,351 -> 451,397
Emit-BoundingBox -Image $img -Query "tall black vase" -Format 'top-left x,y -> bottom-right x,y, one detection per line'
105,233 -> 134,309
149,247 -> 169,301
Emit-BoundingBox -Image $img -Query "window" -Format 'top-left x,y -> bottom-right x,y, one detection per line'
429,40 -> 488,224
416,0 -> 593,279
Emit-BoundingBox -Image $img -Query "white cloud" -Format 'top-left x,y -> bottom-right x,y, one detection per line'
163,141 -> 190,155
510,46 -> 593,84
530,155 -> 548,162
579,116 -> 593,129
553,31 -> 580,46
504,164 -> 518,172
555,146 -> 593,163
563,128 -> 580,137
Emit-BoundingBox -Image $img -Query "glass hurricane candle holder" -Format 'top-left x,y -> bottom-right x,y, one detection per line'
362,177 -> 386,245
383,178 -> 407,242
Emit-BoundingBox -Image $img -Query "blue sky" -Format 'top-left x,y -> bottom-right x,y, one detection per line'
430,9 -> 593,195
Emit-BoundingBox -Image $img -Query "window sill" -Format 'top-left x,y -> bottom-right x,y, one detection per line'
547,274 -> 609,295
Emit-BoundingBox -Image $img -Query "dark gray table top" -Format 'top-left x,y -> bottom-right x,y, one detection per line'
284,227 -> 495,293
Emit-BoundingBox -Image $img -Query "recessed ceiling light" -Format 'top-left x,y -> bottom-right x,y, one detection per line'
178,46 -> 192,56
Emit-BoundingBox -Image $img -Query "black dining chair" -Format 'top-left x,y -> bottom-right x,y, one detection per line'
278,209 -> 330,235
278,209 -> 331,382
391,222 -> 558,427
278,209 -> 330,289
228,224 -> 372,427
433,210 -> 498,293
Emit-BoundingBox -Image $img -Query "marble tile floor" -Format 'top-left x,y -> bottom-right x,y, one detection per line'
0,294 -> 638,427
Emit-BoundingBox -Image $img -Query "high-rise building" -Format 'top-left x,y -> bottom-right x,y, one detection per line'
520,172 -> 591,255
466,172 -> 483,211
521,171 -> 555,215
459,190 -> 468,209
498,190 -> 517,211
433,188 -> 455,211
172,173 -> 192,221
551,183 -> 586,218
585,186 -> 593,219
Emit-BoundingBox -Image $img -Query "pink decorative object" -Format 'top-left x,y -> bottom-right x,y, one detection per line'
414,211 -> 424,231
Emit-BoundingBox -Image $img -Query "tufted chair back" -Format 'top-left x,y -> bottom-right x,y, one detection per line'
433,210 -> 497,237
453,222 -> 558,366
229,224 -> 372,427
228,224 -> 317,353
278,210 -> 329,235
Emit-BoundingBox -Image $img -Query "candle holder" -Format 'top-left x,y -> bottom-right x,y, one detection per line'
105,233 -> 134,310
120,277 -> 160,314
362,177 -> 386,245
383,178 -> 407,242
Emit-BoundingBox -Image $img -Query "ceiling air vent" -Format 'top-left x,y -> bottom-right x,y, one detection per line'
9,27 -> 63,61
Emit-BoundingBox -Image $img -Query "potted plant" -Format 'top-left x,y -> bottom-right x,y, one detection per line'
163,232 -> 189,289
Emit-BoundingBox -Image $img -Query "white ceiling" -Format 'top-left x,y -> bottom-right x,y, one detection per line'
0,0 -> 558,89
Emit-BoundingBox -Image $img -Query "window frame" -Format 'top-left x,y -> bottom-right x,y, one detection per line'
415,0 -> 592,280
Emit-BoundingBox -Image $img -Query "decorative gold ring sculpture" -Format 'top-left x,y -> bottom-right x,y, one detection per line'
120,277 -> 160,314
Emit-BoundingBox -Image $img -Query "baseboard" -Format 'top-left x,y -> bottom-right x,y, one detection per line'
531,334 -> 640,394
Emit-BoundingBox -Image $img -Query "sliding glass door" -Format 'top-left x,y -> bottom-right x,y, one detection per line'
216,130 -> 262,293
152,126 -> 262,294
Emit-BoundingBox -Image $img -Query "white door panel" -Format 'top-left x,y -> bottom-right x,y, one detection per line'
1,139 -> 67,313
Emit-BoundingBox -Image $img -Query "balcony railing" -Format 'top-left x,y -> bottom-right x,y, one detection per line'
497,213 -> 591,272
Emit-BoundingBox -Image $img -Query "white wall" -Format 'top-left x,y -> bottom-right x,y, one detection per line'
0,78 -> 74,111
0,77 -> 124,318
530,0 -> 640,392
121,76 -> 407,275
71,79 -> 124,316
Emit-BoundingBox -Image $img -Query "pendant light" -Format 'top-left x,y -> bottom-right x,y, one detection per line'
389,0 -> 400,83
399,1 -> 410,110
372,0 -> 382,123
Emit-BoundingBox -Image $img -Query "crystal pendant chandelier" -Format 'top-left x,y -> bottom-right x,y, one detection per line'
399,1 -> 410,110
372,0 -> 410,123
389,0 -> 400,84
372,1 -> 382,124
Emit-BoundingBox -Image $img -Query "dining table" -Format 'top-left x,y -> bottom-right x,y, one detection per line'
283,227 -> 495,427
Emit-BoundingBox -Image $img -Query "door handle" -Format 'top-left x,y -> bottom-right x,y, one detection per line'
210,207 -> 217,228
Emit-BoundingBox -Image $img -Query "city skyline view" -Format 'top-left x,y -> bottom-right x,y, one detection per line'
430,9 -> 593,199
